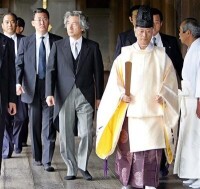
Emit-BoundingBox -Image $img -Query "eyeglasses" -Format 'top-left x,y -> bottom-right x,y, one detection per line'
34,18 -> 48,22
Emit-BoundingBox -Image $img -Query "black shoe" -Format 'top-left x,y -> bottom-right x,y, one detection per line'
44,164 -> 55,172
160,167 -> 169,177
2,155 -> 11,159
64,176 -> 76,180
15,148 -> 22,154
33,160 -> 42,166
22,143 -> 28,147
78,168 -> 92,180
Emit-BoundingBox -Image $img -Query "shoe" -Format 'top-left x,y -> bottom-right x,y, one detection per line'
2,155 -> 11,159
183,179 -> 197,185
22,143 -> 28,147
78,168 -> 92,180
189,179 -> 200,188
44,164 -> 55,172
160,166 -> 169,177
33,160 -> 42,166
15,148 -> 22,154
64,175 -> 76,180
121,186 -> 132,189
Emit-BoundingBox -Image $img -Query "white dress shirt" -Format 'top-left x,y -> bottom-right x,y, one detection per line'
69,37 -> 82,59
151,33 -> 163,47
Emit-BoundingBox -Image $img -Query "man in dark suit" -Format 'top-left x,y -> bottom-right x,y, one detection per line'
114,5 -> 140,59
46,11 -> 104,181
16,8 -> 62,172
1,12 -> 28,158
16,16 -> 29,147
151,8 -> 183,79
151,7 -> 183,177
0,32 -> 16,173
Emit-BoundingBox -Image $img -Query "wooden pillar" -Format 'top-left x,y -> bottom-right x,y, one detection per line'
140,0 -> 150,5
1,0 -> 9,8
161,0 -> 175,35
109,0 -> 118,63
76,0 -> 86,10
121,0 -> 130,31
150,0 -> 162,9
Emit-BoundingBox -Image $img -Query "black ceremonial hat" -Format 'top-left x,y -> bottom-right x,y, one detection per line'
136,5 -> 153,28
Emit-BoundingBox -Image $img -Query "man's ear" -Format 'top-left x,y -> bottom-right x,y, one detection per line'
129,16 -> 133,23
19,27 -> 24,33
31,20 -> 35,27
187,30 -> 191,35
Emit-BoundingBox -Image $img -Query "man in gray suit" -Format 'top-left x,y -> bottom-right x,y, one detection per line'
0,32 -> 16,173
16,8 -> 62,172
46,11 -> 104,180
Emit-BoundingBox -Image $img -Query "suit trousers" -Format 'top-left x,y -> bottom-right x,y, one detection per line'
0,112 -> 6,172
2,97 -> 29,157
2,113 -> 14,158
59,85 -> 94,176
13,96 -> 28,151
29,77 -> 56,165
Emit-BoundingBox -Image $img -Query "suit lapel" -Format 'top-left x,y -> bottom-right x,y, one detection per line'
17,35 -> 20,49
160,33 -> 168,48
49,33 -> 54,49
0,37 -> 5,68
76,37 -> 89,74
62,37 -> 74,72
28,34 -> 37,72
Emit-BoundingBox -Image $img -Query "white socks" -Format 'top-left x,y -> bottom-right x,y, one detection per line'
122,185 -> 156,189
145,186 -> 156,189
189,179 -> 200,188
183,179 -> 197,185
121,186 -> 131,189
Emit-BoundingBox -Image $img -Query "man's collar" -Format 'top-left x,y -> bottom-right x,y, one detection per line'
36,32 -> 49,39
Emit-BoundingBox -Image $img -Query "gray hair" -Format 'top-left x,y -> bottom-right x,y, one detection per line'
182,18 -> 200,38
64,11 -> 89,31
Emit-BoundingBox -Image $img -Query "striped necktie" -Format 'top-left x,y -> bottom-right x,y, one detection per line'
74,42 -> 78,59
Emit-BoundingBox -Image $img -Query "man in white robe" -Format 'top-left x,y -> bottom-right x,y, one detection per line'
96,5 -> 179,189
174,18 -> 200,189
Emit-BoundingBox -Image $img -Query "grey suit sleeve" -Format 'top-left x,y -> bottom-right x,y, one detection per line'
16,38 -> 25,85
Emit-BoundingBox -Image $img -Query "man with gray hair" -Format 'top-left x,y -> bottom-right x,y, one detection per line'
46,11 -> 104,181
174,18 -> 200,189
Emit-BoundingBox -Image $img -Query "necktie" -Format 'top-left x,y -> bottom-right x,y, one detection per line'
153,37 -> 157,46
11,36 -> 17,57
38,36 -> 46,79
74,42 -> 78,59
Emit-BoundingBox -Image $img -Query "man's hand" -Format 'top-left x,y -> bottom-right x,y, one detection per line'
122,94 -> 134,103
196,99 -> 200,119
16,84 -> 25,96
8,102 -> 16,115
96,99 -> 101,109
46,96 -> 55,106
